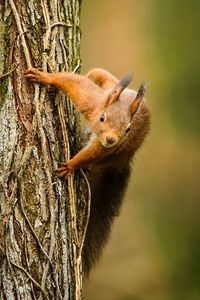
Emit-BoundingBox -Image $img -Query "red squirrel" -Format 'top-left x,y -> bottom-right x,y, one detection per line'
25,67 -> 150,274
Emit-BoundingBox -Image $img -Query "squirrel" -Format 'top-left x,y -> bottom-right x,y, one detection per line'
25,67 -> 150,274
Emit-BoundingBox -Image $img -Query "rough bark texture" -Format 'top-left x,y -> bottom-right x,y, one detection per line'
0,0 -> 89,299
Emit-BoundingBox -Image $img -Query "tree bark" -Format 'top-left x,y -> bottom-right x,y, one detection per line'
0,0 -> 89,299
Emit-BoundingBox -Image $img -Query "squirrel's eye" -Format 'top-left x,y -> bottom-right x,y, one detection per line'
99,113 -> 105,123
126,124 -> 131,133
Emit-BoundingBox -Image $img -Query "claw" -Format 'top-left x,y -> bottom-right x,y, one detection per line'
24,68 -> 39,76
24,68 -> 50,85
57,169 -> 69,177
56,162 -> 72,178
24,68 -> 40,81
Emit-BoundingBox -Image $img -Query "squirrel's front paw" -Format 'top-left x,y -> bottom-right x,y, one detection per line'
25,68 -> 42,81
56,162 -> 73,178
24,68 -> 51,85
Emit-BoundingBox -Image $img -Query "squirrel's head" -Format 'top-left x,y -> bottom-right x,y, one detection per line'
90,75 -> 147,148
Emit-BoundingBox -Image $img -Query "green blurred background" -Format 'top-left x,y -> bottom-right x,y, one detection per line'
81,1 -> 200,299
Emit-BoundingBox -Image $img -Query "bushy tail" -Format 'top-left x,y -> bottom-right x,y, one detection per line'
82,164 -> 131,275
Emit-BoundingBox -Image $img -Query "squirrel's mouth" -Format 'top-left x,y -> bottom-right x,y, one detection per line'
102,143 -> 115,148
101,139 -> 119,148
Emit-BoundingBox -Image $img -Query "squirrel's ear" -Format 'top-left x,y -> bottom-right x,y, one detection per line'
130,82 -> 147,116
104,74 -> 133,108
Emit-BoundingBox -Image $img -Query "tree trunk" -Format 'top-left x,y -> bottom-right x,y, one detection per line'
0,0 -> 89,299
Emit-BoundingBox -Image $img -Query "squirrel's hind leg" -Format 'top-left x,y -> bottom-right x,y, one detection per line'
86,68 -> 118,90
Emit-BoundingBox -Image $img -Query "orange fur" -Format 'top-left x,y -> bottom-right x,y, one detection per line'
25,67 -> 147,176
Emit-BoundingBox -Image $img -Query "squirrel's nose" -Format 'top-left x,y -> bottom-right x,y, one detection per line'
106,136 -> 116,145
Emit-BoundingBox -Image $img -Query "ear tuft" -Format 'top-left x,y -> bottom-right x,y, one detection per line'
136,82 -> 147,99
104,73 -> 134,108
118,74 -> 134,91
130,81 -> 147,116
